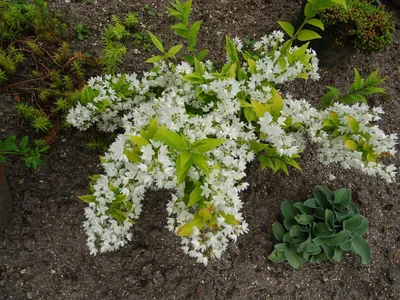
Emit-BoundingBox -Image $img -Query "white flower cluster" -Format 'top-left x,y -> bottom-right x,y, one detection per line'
67,33 -> 397,264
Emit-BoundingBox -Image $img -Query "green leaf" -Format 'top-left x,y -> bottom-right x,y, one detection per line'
313,222 -> 334,238
304,2 -> 318,18
274,243 -> 288,251
78,194 -> 96,203
345,140 -> 358,151
348,116 -> 360,133
331,0 -> 347,9
177,218 -> 203,236
325,209 -> 335,230
284,217 -> 296,231
270,88 -> 284,118
191,153 -> 209,175
0,156 -> 5,163
340,241 -> 352,251
352,217 -> 368,236
146,117 -> 159,139
293,202 -> 312,214
344,215 -> 363,231
281,200 -> 298,218
189,20 -> 202,36
196,49 -> 209,61
334,188 -> 351,207
176,151 -> 192,185
297,30 -> 321,41
172,23 -> 188,38
19,136 -> 29,149
145,55 -> 164,63
351,237 -> 371,264
285,248 -> 304,269
226,36 -> 239,63
295,213 -> 314,225
272,222 -> 286,242
325,230 -> 351,246
167,44 -> 183,57
147,31 -> 164,53
192,138 -> 225,153
124,149 -> 141,163
314,186 -> 332,209
268,249 -> 286,263
188,186 -> 202,207
278,21 -> 294,37
251,99 -> 269,118
322,244 -> 335,261
342,94 -> 367,104
303,198 -> 317,208
333,247 -> 343,262
153,126 -> 186,152
307,19 -> 324,30
183,73 -> 205,84
129,135 -> 149,147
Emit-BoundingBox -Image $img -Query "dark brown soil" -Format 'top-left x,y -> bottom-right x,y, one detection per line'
1,1 -> 400,299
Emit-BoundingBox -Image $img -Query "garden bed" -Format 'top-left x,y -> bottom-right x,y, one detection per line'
0,0 -> 400,299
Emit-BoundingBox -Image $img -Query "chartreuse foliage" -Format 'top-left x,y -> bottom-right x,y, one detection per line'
319,0 -> 395,53
322,68 -> 385,106
66,0 -> 397,264
278,0 -> 347,51
167,0 -> 209,63
269,186 -> 371,269
0,136 -> 49,169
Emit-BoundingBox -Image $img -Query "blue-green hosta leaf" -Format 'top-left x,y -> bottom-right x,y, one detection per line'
351,237 -> 371,264
325,209 -> 335,230
340,241 -> 352,251
274,243 -> 289,252
333,188 -> 351,208
272,222 -> 286,242
352,217 -> 368,237
314,186 -> 333,208
343,215 -> 363,231
284,217 -> 296,230
295,213 -> 314,225
333,247 -> 343,262
325,229 -> 351,246
303,198 -> 318,208
313,222 -> 335,238
322,243 -> 335,261
284,248 -> 304,269
268,249 -> 286,263
281,200 -> 299,218
293,202 -> 312,214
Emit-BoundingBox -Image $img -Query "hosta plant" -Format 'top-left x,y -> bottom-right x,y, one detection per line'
66,0 -> 397,265
268,186 -> 371,269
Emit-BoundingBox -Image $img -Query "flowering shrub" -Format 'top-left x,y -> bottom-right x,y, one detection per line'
67,0 -> 397,265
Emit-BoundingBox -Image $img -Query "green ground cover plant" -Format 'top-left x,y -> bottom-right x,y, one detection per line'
319,0 -> 395,53
268,186 -> 370,269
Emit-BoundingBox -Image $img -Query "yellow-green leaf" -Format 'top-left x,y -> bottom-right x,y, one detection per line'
307,19 -> 324,30
188,186 -> 202,207
124,149 -> 141,163
278,21 -> 294,37
348,116 -> 360,133
177,219 -> 204,236
78,195 -> 96,203
251,99 -> 269,118
298,29 -> 321,41
345,140 -> 358,151
129,135 -> 149,147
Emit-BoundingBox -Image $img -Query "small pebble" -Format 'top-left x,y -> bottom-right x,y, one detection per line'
51,270 -> 56,274
20,269 -> 27,274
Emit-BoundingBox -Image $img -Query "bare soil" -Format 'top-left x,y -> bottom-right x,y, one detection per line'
1,0 -> 400,299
